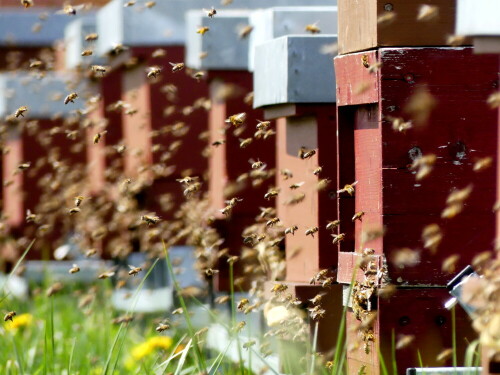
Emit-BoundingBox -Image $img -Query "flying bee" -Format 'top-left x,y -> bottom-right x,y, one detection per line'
212,139 -> 225,147
417,4 -> 439,22
184,182 -> 201,197
26,209 -> 37,223
145,1 -> 156,7
128,265 -> 142,276
81,49 -> 93,56
316,178 -> 331,191
141,215 -> 161,225
309,293 -> 325,305
266,217 -> 280,227
176,176 -> 199,185
473,157 -> 493,172
4,311 -> 16,322
85,249 -> 97,257
56,4 -> 85,16
85,33 -> 98,42
326,220 -> 340,231
21,0 -> 34,8
215,295 -> 230,304
220,205 -> 233,216
256,120 -> 271,130
205,7 -> 217,17
204,268 -> 219,277
305,226 -> 319,238
69,264 -> 80,274
352,211 -> 365,222
15,106 -> 28,118
234,321 -> 246,332
69,207 -> 81,215
156,322 -> 170,332
197,26 -> 210,35
487,92 -> 500,108
243,340 -> 256,350
238,25 -> 253,39
239,138 -> 253,148
226,197 -> 243,207
442,254 -> 460,273
64,92 -> 78,105
98,271 -> 115,279
264,188 -> 279,200
91,65 -> 107,74
331,233 -> 346,245
396,335 -> 415,350
280,169 -> 293,180
299,147 -> 316,159
305,22 -> 321,34
237,298 -> 249,311
146,66 -> 162,79
172,308 -> 183,315
73,195 -> 84,208
313,166 -> 323,176
29,59 -> 43,69
192,71 -> 205,81
93,130 -> 107,144
226,112 -> 247,126
289,181 -> 304,190
285,225 -> 298,235
169,62 -> 185,72
17,162 -> 31,171
436,348 -> 453,362
322,277 -> 334,288
337,181 -> 358,196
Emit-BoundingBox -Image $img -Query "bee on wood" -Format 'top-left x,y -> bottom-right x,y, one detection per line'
4,311 -> 16,322
146,66 -> 161,79
284,225 -> 298,236
299,147 -> 316,159
305,22 -> 321,34
85,33 -> 98,42
128,265 -> 142,276
239,138 -> 253,148
226,112 -> 247,127
156,322 -> 170,332
238,25 -> 253,39
337,181 -> 358,196
169,62 -> 185,72
69,264 -> 80,274
197,26 -> 210,35
331,233 -> 346,245
81,49 -> 93,56
352,211 -> 365,222
15,106 -> 28,118
266,217 -> 280,227
64,92 -> 78,105
141,215 -> 161,225
305,226 -> 319,238
205,7 -> 217,17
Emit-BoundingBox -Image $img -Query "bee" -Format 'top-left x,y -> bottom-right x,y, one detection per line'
377,12 -> 396,26
199,51 -> 209,59
81,49 -> 93,56
237,298 -> 249,311
226,197 -> 243,207
91,65 -> 107,75
325,361 -> 334,370
17,162 -> 31,171
93,131 -> 107,144
176,176 -> 199,185
172,308 -> 184,315
337,181 -> 358,196
155,322 -> 170,332
141,215 -> 161,225
289,181 -> 304,190
226,112 -> 247,126
410,154 -> 437,180
395,335 -> 415,350
326,220 -> 340,231
169,62 -> 185,72
85,249 -> 97,257
313,166 -> 323,176
390,117 -> 412,132
270,283 -> 288,294
227,256 -> 239,264
56,4 -> 85,16
197,26 -> 210,35
233,321 -> 246,332
220,205 -> 233,216
259,207 -> 275,218
64,92 -> 78,105
487,92 -> 500,108
212,139 -> 225,147
251,159 -> 265,170
285,193 -> 305,206
46,282 -> 63,296
69,264 -> 80,274
309,305 -> 326,320
15,106 -> 28,118
124,1 -> 136,7
266,217 -> 280,227
4,311 -> 16,322
264,188 -> 279,200
305,226 -> 319,238
352,211 -> 365,222
29,59 -> 43,69
193,71 -> 205,81
305,22 -> 321,34
284,225 -> 298,235
331,233 -> 346,245
309,293 -> 324,305
256,120 -> 271,130
85,33 -> 98,42
436,348 -> 453,362
316,178 -> 331,191
417,4 -> 439,22
280,169 -> 293,180
69,207 -> 81,215
128,265 -> 142,276
145,1 -> 156,8
21,0 -> 34,8
442,254 -> 460,273
112,315 -> 134,324
473,157 -> 493,172
98,271 -> 115,279
421,223 -> 442,254
204,268 -> 219,277
146,66 -> 161,79
183,182 -> 201,197
205,7 -> 217,17
215,295 -> 230,304
25,209 -> 37,223
239,138 -> 253,148
243,340 -> 256,350
446,35 -> 466,47
299,147 -> 316,159
239,25 -> 253,39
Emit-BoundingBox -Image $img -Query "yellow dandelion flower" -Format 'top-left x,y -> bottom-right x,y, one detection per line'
5,313 -> 33,331
130,335 -> 173,361
147,336 -> 173,350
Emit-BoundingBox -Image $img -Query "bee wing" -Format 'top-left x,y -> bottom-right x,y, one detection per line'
128,265 -> 135,270
168,62 -> 177,67
352,180 -> 359,186
73,264 -> 78,268
55,8 -> 66,14
26,209 -> 32,215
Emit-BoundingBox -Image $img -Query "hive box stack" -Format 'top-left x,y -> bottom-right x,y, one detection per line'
456,2 -> 500,374
94,0 -> 214,219
335,1 -> 499,374
251,6 -> 341,353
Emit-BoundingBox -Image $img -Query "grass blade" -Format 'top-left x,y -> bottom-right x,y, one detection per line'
174,339 -> 192,375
